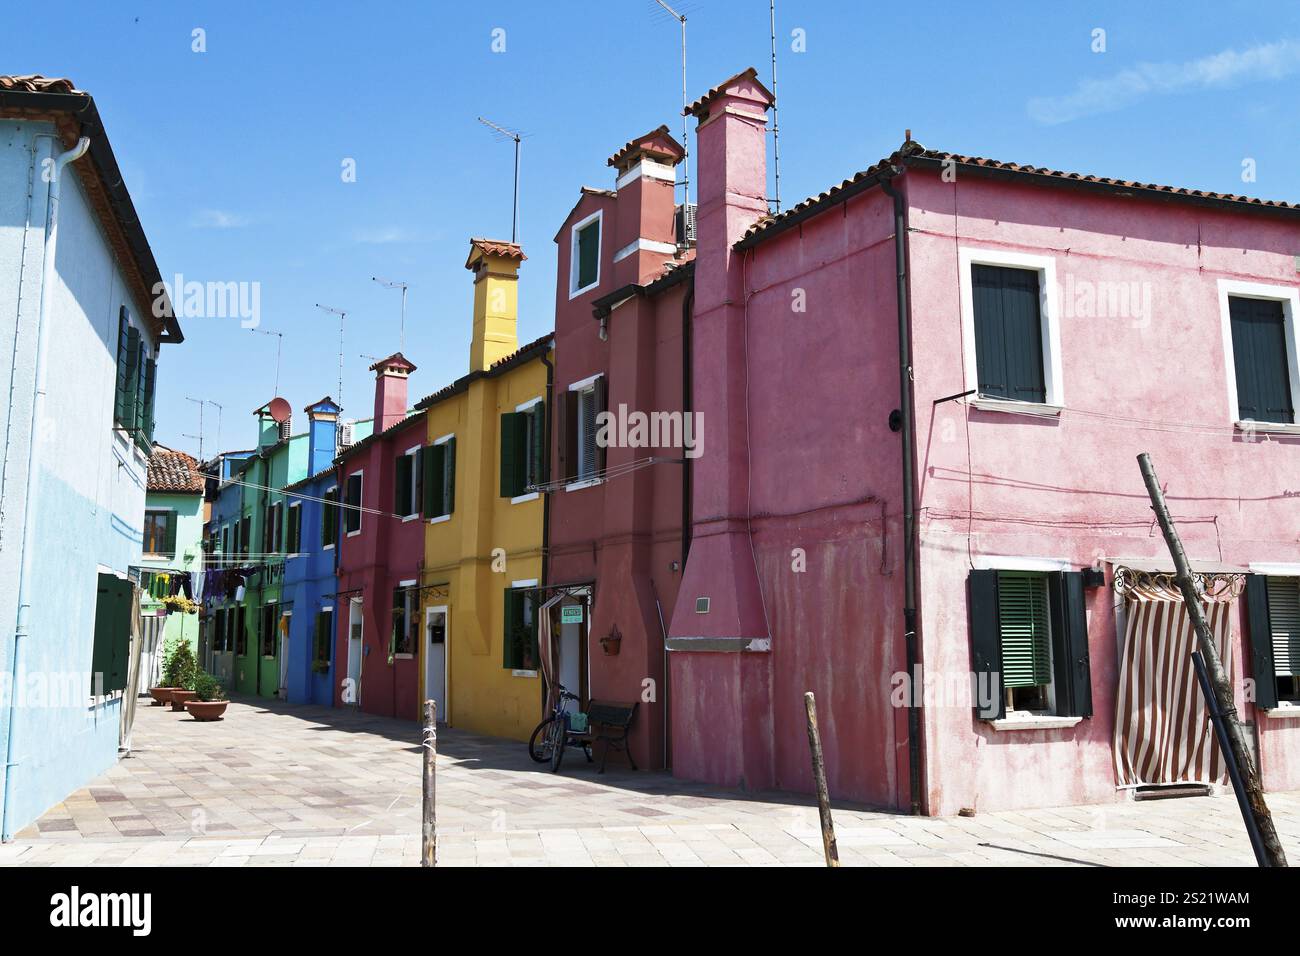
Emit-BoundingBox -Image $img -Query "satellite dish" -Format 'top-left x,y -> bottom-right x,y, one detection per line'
268,397 -> 292,423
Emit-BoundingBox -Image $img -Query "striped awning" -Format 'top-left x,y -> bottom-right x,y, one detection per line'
1112,574 -> 1239,788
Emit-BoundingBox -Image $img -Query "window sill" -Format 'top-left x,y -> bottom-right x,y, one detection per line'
394,653 -> 414,660
968,396 -> 1064,419
1235,420 -> 1300,436
990,713 -> 1083,732
428,514 -> 452,525
346,530 -> 361,538
511,491 -> 540,505
402,514 -> 420,523
510,669 -> 538,678
564,478 -> 602,493
1261,703 -> 1300,719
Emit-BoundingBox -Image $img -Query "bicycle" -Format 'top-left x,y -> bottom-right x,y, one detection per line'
527,683 -> 591,773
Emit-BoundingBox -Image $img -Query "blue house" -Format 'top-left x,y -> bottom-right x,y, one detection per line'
0,75 -> 184,838
284,399 -> 343,706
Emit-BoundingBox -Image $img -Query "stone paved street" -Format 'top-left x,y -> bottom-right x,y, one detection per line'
3,698 -> 1298,867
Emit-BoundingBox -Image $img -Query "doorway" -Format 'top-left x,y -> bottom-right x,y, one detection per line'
346,597 -> 363,705
556,593 -> 590,705
424,605 -> 448,724
278,610 -> 291,698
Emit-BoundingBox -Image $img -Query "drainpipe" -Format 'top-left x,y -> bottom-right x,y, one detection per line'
879,168 -> 924,816
2,136 -> 90,841
540,348 -> 553,717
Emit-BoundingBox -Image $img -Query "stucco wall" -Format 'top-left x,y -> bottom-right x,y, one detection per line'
0,121 -> 158,834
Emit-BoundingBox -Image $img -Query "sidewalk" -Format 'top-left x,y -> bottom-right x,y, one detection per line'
3,698 -> 1296,866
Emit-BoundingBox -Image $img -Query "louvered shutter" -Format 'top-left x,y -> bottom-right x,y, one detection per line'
593,376 -> 608,475
968,569 -> 1005,720
141,356 -> 157,441
1244,575 -> 1279,710
1230,297 -> 1295,424
500,412 -> 525,497
123,326 -> 141,429
529,402 -> 547,488
557,391 -> 576,482
421,445 -> 439,518
1266,576 -> 1300,680
577,221 -> 599,289
1049,571 -> 1093,718
114,308 -> 131,425
998,571 -> 1052,689
162,512 -> 177,557
443,437 -> 456,514
972,264 -> 1046,403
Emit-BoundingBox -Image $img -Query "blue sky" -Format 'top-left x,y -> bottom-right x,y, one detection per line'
7,1 -> 1300,456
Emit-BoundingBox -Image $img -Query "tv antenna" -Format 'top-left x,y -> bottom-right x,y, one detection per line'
250,328 -> 284,396
477,116 -> 522,242
652,0 -> 690,208
315,304 -> 348,411
184,396 -> 207,460
371,277 -> 409,353
769,0 -> 782,212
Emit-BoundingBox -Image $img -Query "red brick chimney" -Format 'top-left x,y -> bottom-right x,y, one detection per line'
607,125 -> 685,287
669,68 -> 774,650
369,353 -> 416,431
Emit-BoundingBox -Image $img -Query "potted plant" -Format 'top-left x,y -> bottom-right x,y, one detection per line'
167,641 -> 199,711
185,670 -> 229,721
150,636 -> 185,705
600,625 -> 622,656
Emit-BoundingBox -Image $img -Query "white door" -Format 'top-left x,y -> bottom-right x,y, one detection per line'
346,598 -> 363,704
278,612 -> 291,697
424,606 -> 447,724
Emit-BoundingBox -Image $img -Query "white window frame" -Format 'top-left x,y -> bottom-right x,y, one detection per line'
568,210 -> 603,299
958,247 -> 1065,416
511,396 -> 544,504
345,470 -> 364,537
322,484 -> 338,549
566,374 -> 603,491
394,579 -> 417,659
428,432 -> 455,523
509,579 -> 539,677
401,444 -> 421,521
1217,279 -> 1300,434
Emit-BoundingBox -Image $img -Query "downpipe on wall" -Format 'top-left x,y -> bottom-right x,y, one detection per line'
2,136 -> 90,841
879,168 -> 925,816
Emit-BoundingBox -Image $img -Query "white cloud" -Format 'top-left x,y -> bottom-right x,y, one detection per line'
191,208 -> 249,229
352,226 -> 429,245
1028,38 -> 1300,125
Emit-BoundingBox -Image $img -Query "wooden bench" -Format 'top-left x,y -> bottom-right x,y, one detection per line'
582,700 -> 638,773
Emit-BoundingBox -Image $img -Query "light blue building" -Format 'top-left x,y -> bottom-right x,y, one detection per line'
0,75 -> 183,838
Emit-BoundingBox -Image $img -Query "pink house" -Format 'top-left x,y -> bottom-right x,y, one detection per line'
668,68 -> 1300,814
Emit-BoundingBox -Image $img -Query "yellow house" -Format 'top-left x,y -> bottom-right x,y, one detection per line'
415,238 -> 552,741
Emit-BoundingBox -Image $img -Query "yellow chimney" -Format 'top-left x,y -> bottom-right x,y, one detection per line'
466,238 -> 526,372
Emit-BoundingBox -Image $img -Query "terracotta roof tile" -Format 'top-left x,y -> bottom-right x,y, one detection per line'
0,74 -> 82,94
467,237 -> 526,263
414,333 -> 554,410
737,140 -> 1300,247
607,125 -> 685,169
147,445 -> 205,494
368,352 -> 417,373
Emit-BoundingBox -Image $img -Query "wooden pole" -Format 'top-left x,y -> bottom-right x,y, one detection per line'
421,699 -> 437,867
1137,453 -> 1287,867
803,692 -> 840,867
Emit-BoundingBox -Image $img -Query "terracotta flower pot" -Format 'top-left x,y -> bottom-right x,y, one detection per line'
170,690 -> 197,712
600,636 -> 622,656
149,687 -> 177,706
185,700 -> 228,721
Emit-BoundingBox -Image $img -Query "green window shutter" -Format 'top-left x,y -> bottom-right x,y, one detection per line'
122,326 -> 141,430
443,437 -> 456,514
1266,576 -> 1300,680
557,391 -> 577,482
968,569 -> 1004,720
113,308 -> 130,425
503,588 -> 520,668
1230,297 -> 1295,423
1244,575 -> 1279,709
163,512 -> 177,557
500,412 -> 525,497
972,264 -> 1046,403
91,574 -> 131,694
1048,571 -> 1092,718
421,445 -> 439,518
528,402 -> 546,488
998,571 -> 1052,689
141,356 -> 157,442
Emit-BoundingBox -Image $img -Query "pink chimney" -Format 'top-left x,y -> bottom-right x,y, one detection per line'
668,68 -> 774,650
606,125 -> 686,287
369,352 -> 416,431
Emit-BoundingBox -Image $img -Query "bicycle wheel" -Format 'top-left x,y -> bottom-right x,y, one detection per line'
548,717 -> 566,773
528,717 -> 556,763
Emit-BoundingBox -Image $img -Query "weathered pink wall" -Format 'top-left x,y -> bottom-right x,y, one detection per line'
905,169 -> 1300,814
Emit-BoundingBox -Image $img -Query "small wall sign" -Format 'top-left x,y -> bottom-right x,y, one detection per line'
560,605 -> 584,624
